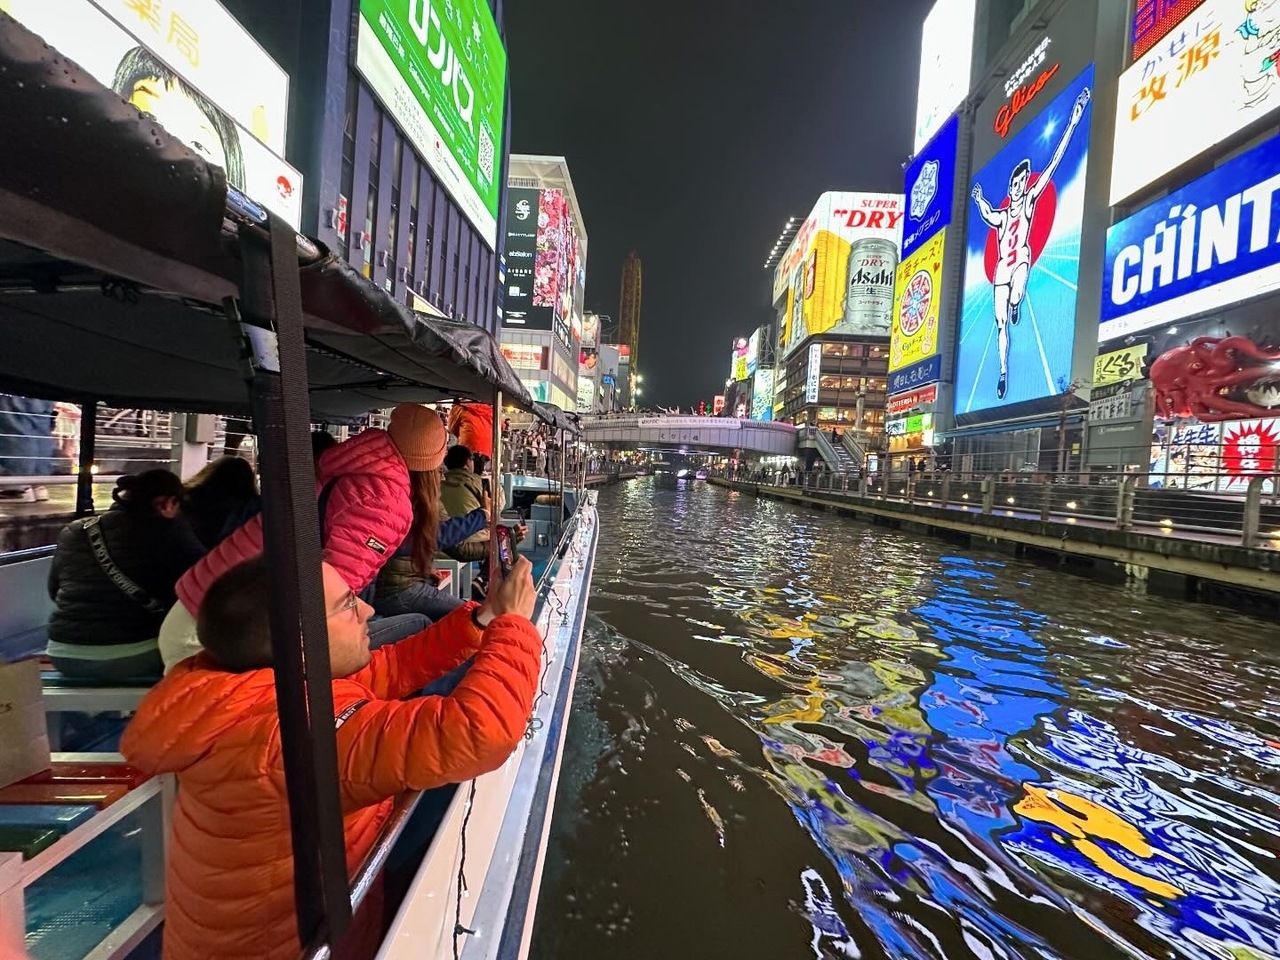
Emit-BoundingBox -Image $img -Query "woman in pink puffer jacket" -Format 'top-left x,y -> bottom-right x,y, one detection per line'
158,403 -> 450,671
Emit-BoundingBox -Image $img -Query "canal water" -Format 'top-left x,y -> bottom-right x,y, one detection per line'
531,478 -> 1280,960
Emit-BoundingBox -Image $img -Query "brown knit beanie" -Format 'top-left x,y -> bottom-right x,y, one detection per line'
386,403 -> 449,471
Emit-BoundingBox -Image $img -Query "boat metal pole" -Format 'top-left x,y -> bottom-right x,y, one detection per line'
558,426 -> 567,535
74,400 -> 97,517
489,390 -> 503,581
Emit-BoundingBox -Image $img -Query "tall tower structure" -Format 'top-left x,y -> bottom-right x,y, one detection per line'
618,251 -> 643,370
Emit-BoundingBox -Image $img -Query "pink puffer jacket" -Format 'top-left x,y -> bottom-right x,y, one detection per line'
175,429 -> 411,615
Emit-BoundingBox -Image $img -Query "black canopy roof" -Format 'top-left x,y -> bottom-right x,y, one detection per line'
0,15 -> 532,422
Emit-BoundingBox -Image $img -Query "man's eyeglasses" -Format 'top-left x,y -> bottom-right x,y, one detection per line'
328,592 -> 359,618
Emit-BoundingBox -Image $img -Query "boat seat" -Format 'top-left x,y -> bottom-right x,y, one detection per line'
0,803 -> 96,833
20,761 -> 149,789
0,826 -> 61,859
40,670 -> 152,717
0,549 -> 55,663
0,782 -> 129,809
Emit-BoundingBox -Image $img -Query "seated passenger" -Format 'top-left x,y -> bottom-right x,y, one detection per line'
157,404 -> 448,671
122,555 -> 541,960
439,444 -> 492,564
182,455 -> 258,549
311,428 -> 338,463
46,470 -> 206,681
372,485 -> 488,625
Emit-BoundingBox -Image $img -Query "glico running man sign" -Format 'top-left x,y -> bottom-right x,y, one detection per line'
955,65 -> 1094,416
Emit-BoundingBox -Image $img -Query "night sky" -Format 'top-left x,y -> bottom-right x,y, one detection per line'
506,0 -> 935,408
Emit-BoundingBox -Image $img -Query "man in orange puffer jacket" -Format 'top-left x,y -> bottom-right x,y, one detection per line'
122,555 -> 541,960
447,401 -> 494,462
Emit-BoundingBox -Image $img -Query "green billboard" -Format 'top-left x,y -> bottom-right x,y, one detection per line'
355,0 -> 507,250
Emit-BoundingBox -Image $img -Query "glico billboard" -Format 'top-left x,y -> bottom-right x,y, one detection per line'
776,193 -> 905,356
955,64 -> 1095,415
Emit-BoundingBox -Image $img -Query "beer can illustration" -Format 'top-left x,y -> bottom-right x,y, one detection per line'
791,267 -> 807,346
842,238 -> 898,335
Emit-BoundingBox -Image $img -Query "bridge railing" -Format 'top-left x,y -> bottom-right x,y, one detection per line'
725,469 -> 1280,550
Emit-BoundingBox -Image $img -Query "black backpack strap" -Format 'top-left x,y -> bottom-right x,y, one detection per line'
81,516 -> 168,615
316,476 -> 339,547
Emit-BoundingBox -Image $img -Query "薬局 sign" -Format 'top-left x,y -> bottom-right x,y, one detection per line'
913,0 -> 976,153
4,0 -> 302,227
886,385 -> 939,416
356,0 -> 507,249
902,114 -> 959,260
1133,0 -> 1208,58
1111,0 -> 1280,206
890,229 -> 946,377
805,343 -> 822,404
1101,129 -> 1280,341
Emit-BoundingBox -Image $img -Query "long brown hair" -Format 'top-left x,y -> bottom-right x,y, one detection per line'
408,469 -> 441,577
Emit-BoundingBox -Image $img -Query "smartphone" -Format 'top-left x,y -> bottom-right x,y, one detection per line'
495,526 -> 514,576
482,476 -> 492,499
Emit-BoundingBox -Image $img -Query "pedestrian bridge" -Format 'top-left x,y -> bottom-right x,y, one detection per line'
580,415 -> 797,455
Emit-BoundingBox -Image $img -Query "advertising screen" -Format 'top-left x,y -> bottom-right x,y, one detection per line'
914,0 -> 976,154
887,385 -> 939,416
1111,0 -> 1280,206
751,369 -> 775,421
778,193 -> 905,355
355,0 -> 507,249
890,229 -> 946,380
903,115 -> 960,260
3,0 -> 302,227
1101,128 -> 1280,341
501,343 -> 547,370
955,65 -> 1095,416
805,344 -> 822,404
1133,0 -> 1208,58
746,330 -> 761,377
576,377 -> 595,413
502,188 -> 539,327
582,312 -> 601,348
731,338 -> 750,383
503,189 -> 581,331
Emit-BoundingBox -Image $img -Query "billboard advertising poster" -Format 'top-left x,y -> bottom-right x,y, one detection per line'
779,193 -> 905,354
805,344 -> 822,404
731,338 -> 750,383
971,0 -> 1098,171
955,65 -> 1095,416
887,385 -> 939,417
1135,310 -> 1280,424
713,395 -> 726,416
502,188 -> 539,327
4,0 -> 303,227
751,369 -> 775,421
891,229 -> 947,377
889,355 -> 942,396
581,313 -> 601,349
576,377 -> 595,413
914,0 -> 977,154
1133,0 -> 1209,58
1101,128 -> 1280,342
1112,0 -> 1280,206
355,0 -> 507,249
903,114 -> 960,260
500,343 -> 546,370
746,330 -> 761,378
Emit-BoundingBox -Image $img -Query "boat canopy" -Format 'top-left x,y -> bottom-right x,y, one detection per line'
0,17 -> 530,420
533,402 -> 583,436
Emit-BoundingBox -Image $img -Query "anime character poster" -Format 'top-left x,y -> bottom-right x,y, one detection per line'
955,65 -> 1095,416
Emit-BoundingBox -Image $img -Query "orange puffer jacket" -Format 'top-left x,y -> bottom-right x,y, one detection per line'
121,605 -> 542,960
448,402 -> 494,459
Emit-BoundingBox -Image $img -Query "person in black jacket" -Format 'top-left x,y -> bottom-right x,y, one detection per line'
46,469 -> 207,681
183,455 -> 259,549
